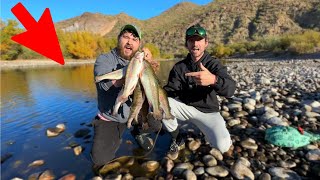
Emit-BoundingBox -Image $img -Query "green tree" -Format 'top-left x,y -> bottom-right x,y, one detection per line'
0,20 -> 23,60
96,37 -> 117,55
143,43 -> 160,59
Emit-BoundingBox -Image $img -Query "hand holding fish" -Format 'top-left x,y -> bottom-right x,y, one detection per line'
185,63 -> 217,86
142,47 -> 152,61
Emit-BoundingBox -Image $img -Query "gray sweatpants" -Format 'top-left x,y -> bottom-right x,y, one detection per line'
162,97 -> 232,153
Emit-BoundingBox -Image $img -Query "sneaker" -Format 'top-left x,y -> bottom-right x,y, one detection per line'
169,139 -> 179,153
135,133 -> 153,151
167,137 -> 186,160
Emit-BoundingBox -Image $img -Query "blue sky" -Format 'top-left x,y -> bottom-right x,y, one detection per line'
1,0 -> 213,23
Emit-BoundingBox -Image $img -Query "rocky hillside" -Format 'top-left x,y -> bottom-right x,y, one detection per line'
56,0 -> 320,55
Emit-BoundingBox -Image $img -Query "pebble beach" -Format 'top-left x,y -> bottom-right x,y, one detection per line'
2,56 -> 320,180
95,58 -> 320,180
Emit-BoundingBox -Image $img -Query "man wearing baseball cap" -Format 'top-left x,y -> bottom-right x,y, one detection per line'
161,24 -> 236,159
91,24 -> 153,167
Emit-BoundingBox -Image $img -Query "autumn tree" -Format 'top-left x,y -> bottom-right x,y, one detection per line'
65,31 -> 98,59
0,20 -> 23,60
143,43 -> 160,59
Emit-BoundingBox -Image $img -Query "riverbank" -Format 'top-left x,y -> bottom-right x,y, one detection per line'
1,52 -> 319,70
0,59 -> 96,70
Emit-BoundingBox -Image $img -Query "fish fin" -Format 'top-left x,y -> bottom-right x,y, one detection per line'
164,113 -> 174,120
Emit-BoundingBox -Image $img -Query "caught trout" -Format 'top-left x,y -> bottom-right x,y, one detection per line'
158,88 -> 174,120
95,66 -> 128,82
140,61 -> 174,120
113,51 -> 145,115
127,81 -> 145,128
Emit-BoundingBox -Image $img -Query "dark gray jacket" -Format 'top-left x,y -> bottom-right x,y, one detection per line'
164,51 -> 236,113
94,48 -> 131,123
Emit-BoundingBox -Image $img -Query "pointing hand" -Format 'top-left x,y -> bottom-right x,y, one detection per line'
185,63 -> 217,86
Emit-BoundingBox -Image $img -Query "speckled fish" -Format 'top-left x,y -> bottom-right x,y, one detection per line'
95,66 -> 128,82
127,81 -> 146,128
113,51 -> 145,115
140,61 -> 175,120
158,88 -> 174,120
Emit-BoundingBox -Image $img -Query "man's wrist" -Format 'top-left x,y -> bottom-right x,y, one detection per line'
212,75 -> 217,85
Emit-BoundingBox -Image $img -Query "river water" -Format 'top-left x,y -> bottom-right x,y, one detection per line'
1,60 -> 177,179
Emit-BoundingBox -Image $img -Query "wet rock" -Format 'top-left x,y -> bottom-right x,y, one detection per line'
172,162 -> 194,176
268,167 -> 301,180
188,139 -> 201,151
141,161 -> 159,172
240,138 -> 258,150
162,157 -> 174,172
258,173 -> 271,180
278,160 -> 296,168
202,155 -> 217,167
193,167 -> 205,175
58,173 -> 76,180
231,158 -> 254,180
209,148 -> 223,161
305,149 -> 320,161
99,161 -> 121,175
183,169 -> 197,180
46,123 -> 66,137
205,166 -> 229,177
73,145 -> 82,156
122,173 -> 133,180
28,160 -> 45,167
39,170 -> 55,180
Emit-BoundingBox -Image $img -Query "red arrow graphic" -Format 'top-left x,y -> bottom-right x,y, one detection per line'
11,2 -> 65,65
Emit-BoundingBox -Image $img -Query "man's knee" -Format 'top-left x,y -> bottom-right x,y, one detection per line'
215,136 -> 232,153
162,119 -> 178,132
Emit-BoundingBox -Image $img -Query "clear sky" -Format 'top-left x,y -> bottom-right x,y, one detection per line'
1,0 -> 213,23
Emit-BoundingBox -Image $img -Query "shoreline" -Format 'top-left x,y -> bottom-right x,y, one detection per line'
0,59 -> 96,70
1,53 -> 319,70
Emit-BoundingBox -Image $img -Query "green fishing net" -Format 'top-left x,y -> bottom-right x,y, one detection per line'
265,126 -> 320,148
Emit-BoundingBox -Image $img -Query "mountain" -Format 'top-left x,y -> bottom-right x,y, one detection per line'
55,0 -> 320,55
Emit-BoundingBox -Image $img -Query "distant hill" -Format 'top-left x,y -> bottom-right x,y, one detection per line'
56,0 -> 320,55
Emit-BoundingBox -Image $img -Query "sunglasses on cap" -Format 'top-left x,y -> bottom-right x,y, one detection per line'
186,25 -> 207,38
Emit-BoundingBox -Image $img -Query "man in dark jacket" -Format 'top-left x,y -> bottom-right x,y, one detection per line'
162,24 -> 236,158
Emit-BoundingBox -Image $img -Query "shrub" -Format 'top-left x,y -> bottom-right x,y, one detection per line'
0,20 -> 23,60
143,43 -> 160,59
161,53 -> 174,59
288,42 -> 314,54
239,47 -> 248,55
211,44 -> 234,58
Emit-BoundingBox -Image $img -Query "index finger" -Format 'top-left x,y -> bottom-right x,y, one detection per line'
185,72 -> 200,77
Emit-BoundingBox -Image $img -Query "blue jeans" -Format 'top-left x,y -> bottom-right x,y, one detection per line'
162,98 -> 232,153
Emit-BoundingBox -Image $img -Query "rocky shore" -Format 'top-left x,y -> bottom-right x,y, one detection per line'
93,58 -> 320,180
4,57 -> 320,180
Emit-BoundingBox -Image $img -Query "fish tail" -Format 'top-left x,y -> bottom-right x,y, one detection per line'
163,113 -> 174,120
152,110 -> 163,120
